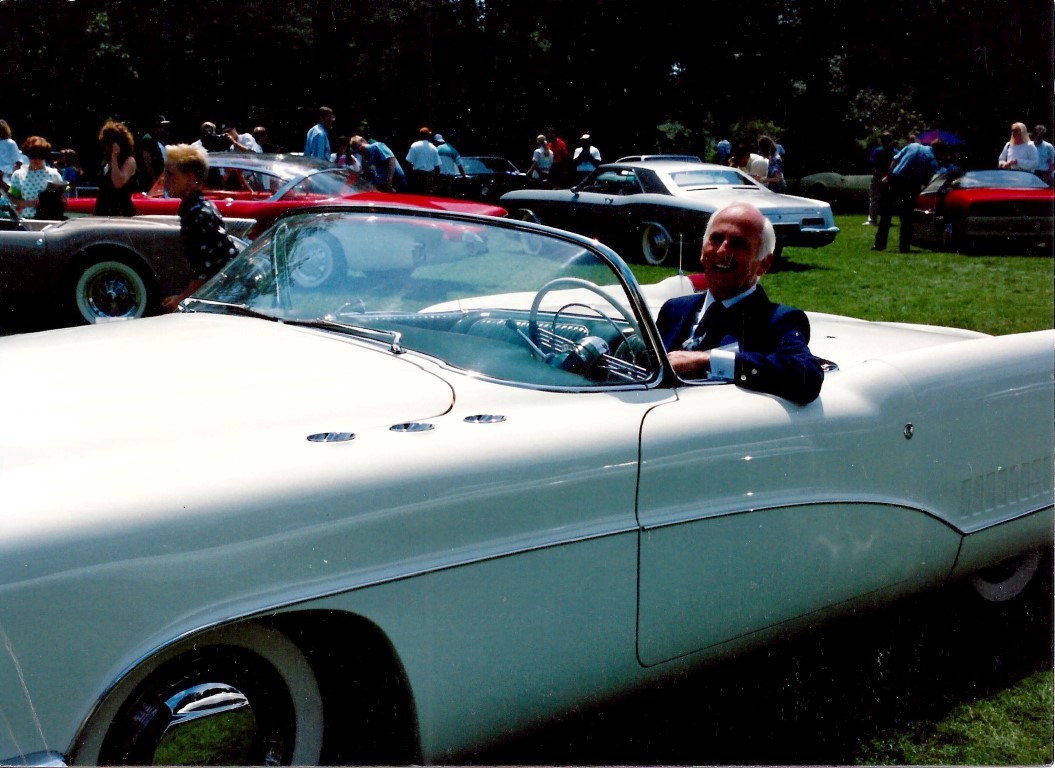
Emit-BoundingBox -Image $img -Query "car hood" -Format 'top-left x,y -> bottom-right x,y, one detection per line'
0,313 -> 456,474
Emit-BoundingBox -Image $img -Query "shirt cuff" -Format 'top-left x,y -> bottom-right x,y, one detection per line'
708,344 -> 738,380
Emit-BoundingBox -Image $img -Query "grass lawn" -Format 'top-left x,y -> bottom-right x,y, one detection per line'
629,213 -> 1054,336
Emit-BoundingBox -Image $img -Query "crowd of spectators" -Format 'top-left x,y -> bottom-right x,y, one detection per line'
2,107 -> 1052,224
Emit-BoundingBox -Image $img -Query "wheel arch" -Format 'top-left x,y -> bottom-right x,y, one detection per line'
66,243 -> 158,289
69,609 -> 421,765
511,207 -> 542,224
269,609 -> 422,765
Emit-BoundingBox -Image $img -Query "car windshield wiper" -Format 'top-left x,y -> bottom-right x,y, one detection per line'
181,297 -> 281,321
286,317 -> 404,354
180,297 -> 404,353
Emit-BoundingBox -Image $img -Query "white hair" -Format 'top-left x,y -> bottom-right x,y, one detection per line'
703,203 -> 776,261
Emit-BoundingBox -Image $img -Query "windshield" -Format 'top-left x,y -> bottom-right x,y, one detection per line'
148,163 -> 367,198
279,167 -> 370,197
464,157 -> 521,175
191,209 -> 659,389
952,170 -> 1050,191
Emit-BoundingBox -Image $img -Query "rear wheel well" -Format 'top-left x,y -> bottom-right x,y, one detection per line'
269,610 -> 421,765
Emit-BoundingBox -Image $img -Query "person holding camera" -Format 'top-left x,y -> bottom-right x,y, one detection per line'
223,124 -> 262,153
94,120 -> 138,216
191,122 -> 230,153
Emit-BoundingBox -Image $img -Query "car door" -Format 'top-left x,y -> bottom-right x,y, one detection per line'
634,374 -> 960,666
557,169 -> 642,244
0,229 -> 57,296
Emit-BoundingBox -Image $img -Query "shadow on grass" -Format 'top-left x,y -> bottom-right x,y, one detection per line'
473,582 -> 1053,765
769,256 -> 820,273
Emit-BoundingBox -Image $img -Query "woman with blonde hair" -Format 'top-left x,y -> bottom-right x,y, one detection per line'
526,134 -> 553,180
94,120 -> 138,215
998,122 -> 1039,172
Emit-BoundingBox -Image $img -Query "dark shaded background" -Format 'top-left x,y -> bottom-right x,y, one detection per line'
1,0 -> 1052,180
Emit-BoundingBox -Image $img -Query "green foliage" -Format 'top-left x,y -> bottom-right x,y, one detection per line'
0,0 -> 1050,169
729,119 -> 785,154
850,90 -> 927,151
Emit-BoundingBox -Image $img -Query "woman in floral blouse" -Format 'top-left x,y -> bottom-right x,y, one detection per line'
8,135 -> 64,219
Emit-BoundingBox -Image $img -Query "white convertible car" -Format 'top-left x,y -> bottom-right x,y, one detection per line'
1,205 -> 1051,766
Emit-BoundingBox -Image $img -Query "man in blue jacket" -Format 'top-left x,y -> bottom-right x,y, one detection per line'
304,107 -> 335,161
872,139 -> 939,253
656,202 -> 823,405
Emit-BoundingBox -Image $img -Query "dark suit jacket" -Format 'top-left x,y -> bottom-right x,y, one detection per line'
656,285 -> 823,405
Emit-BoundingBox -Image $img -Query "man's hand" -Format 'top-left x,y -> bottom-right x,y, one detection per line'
667,349 -> 711,376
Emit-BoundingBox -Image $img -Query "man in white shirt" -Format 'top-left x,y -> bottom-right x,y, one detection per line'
572,134 -> 602,177
223,125 -> 262,153
405,127 -> 441,193
733,147 -> 768,182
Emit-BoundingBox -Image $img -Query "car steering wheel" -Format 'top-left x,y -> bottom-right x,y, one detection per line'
527,277 -> 646,379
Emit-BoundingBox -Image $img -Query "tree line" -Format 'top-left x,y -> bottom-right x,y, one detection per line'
2,0 -> 1052,180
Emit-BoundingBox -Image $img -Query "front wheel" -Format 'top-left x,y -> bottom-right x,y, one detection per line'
75,624 -> 323,766
72,259 -> 153,324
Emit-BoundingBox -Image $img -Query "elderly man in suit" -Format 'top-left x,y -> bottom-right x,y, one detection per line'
656,202 -> 823,405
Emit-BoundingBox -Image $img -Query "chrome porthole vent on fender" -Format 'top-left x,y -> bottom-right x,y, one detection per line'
464,414 -> 507,424
306,432 -> 356,443
390,422 -> 435,433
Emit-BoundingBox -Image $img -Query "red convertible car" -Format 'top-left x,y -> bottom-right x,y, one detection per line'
66,153 -> 506,236
912,169 -> 1054,253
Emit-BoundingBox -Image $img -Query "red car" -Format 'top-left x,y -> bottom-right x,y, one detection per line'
913,169 -> 1054,253
67,153 -> 506,236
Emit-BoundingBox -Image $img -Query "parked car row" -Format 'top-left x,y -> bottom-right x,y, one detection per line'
1,203 -> 1052,767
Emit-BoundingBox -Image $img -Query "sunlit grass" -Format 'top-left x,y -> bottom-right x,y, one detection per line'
629,213 -> 1054,335
854,670 -> 1055,766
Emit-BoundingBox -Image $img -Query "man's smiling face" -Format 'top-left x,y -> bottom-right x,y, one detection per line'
699,204 -> 772,300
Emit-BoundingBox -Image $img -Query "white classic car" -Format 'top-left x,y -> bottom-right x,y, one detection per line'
0,205 -> 1051,766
